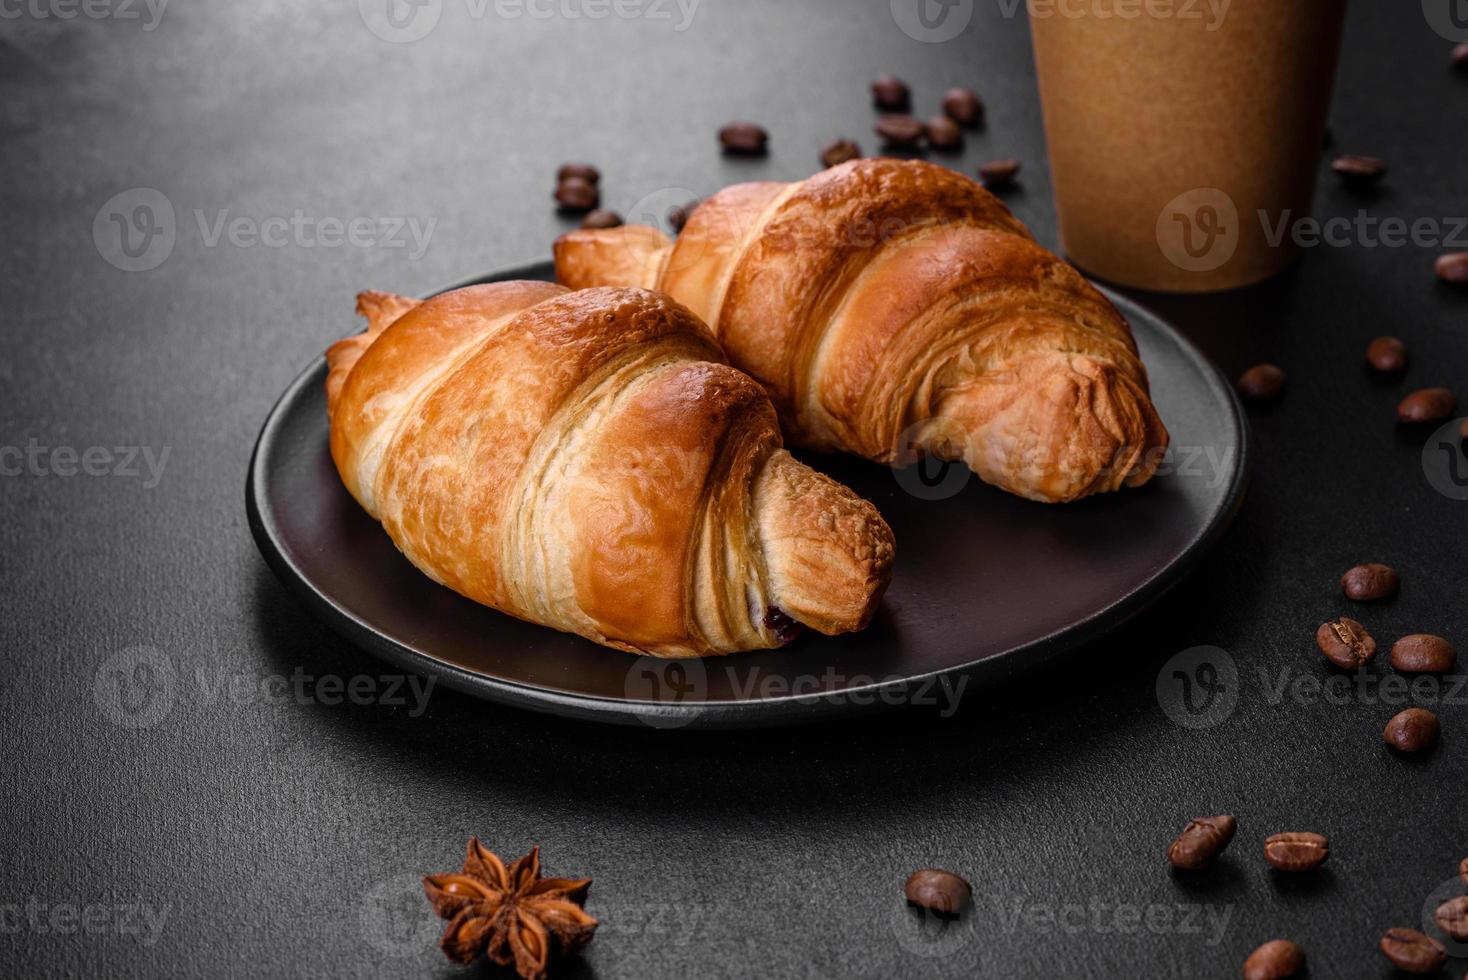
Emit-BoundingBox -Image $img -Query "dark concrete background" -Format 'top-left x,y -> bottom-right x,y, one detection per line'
2,1 -> 1466,977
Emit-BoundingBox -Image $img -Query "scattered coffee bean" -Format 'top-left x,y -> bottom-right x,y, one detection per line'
1398,387 -> 1458,424
556,163 -> 600,186
871,75 -> 911,112
821,139 -> 861,168
1384,707 -> 1440,753
1455,42 -> 1468,70
1243,939 -> 1305,980
1390,634 -> 1456,673
1236,364 -> 1286,401
1459,855 -> 1468,885
1434,895 -> 1468,942
1316,617 -> 1376,669
875,114 -> 926,149
925,116 -> 963,152
1263,832 -> 1329,872
579,208 -> 623,230
1461,418 -> 1468,441
1167,815 -> 1237,871
667,201 -> 698,234
1365,335 -> 1408,374
1340,563 -> 1399,602
904,869 -> 971,916
554,176 -> 599,212
1379,927 -> 1446,974
978,159 -> 1021,189
1437,252 -> 1468,284
719,122 -> 769,156
942,87 -> 985,127
1331,154 -> 1387,187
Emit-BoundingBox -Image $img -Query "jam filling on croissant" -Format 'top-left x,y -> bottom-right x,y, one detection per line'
763,607 -> 804,646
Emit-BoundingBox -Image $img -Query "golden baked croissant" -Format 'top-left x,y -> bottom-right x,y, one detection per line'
555,158 -> 1169,503
325,282 -> 894,658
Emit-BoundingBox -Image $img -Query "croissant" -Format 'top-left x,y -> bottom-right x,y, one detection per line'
325,282 -> 894,658
554,158 -> 1169,503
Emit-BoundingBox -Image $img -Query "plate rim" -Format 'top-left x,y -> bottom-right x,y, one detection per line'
246,260 -> 1250,728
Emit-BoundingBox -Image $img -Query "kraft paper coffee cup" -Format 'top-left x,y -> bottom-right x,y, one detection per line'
1030,0 -> 1347,293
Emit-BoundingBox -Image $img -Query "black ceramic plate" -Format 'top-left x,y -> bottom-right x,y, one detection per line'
247,261 -> 1247,728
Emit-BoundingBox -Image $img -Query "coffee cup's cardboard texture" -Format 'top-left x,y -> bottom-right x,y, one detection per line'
1030,0 -> 1347,292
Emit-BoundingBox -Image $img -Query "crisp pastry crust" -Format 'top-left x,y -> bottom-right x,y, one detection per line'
325,283 -> 894,657
554,157 -> 1170,503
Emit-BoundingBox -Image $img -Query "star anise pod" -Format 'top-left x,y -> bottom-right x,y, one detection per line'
422,838 -> 598,980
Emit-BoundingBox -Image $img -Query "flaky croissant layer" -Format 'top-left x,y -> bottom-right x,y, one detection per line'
555,158 -> 1169,503
326,283 -> 894,657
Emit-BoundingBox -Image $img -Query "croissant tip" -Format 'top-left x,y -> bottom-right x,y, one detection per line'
753,452 -> 895,639
354,289 -> 384,316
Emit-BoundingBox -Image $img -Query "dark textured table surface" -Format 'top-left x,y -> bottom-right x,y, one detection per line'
3,2 -> 1466,977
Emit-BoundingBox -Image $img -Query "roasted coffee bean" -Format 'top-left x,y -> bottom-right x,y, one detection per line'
1390,634 -> 1457,673
1340,563 -> 1399,601
1384,707 -> 1440,753
1437,252 -> 1468,284
1460,855 -> 1468,885
1315,617 -> 1376,669
1166,815 -> 1237,870
1243,939 -> 1305,980
719,122 -> 768,156
1379,927 -> 1446,974
1434,895 -> 1468,941
942,87 -> 985,127
871,75 -> 911,111
1263,832 -> 1329,872
978,159 -> 1021,188
925,116 -> 963,151
556,163 -> 600,186
875,115 -> 926,149
1237,364 -> 1286,401
1365,336 -> 1408,373
821,139 -> 861,168
1331,154 -> 1387,187
666,201 -> 698,233
904,869 -> 971,916
554,176 -> 599,211
579,208 -> 623,230
1398,387 -> 1457,423
1455,42 -> 1468,70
